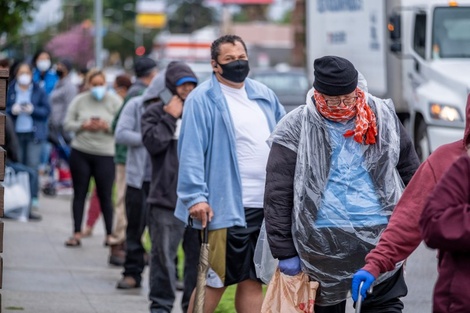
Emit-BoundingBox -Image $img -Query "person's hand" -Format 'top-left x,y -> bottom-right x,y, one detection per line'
163,95 -> 183,118
351,269 -> 375,302
82,118 -> 101,131
97,119 -> 109,131
11,103 -> 22,115
278,255 -> 301,276
189,202 -> 214,228
22,103 -> 34,114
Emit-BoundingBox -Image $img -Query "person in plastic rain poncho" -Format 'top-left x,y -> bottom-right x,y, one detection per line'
263,56 -> 420,313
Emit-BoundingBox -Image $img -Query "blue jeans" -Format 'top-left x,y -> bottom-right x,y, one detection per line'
148,206 -> 185,313
16,132 -> 42,170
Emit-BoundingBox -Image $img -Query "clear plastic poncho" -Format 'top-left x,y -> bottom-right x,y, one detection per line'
268,76 -> 404,305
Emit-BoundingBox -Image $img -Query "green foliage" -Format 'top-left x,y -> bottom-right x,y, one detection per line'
233,4 -> 269,22
168,1 -> 216,33
0,0 -> 43,36
279,9 -> 293,24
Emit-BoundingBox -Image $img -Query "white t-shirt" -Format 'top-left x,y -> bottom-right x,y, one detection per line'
221,83 -> 271,208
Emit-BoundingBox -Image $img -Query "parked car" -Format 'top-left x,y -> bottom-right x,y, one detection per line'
250,65 -> 310,112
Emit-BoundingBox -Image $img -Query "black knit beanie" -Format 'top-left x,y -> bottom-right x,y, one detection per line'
313,56 -> 358,96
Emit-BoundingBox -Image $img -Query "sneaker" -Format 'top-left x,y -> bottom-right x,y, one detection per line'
28,212 -> 42,221
116,276 -> 141,289
31,197 -> 40,210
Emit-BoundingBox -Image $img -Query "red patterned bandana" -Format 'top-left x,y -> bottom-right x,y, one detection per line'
314,88 -> 378,145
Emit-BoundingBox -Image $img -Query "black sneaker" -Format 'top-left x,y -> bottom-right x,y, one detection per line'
28,212 -> 42,221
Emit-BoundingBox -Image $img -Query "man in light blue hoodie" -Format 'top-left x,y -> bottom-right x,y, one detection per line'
175,35 -> 285,313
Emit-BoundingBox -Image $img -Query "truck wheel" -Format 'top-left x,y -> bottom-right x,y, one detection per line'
415,120 -> 430,162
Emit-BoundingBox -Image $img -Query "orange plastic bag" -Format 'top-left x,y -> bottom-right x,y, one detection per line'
261,268 -> 319,313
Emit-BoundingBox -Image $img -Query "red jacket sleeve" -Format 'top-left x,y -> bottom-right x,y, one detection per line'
363,160 -> 437,277
420,155 -> 470,252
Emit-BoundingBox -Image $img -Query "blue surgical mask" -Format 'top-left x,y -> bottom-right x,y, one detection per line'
91,86 -> 107,101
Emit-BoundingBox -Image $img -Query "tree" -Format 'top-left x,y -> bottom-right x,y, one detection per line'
45,22 -> 94,68
167,1 -> 216,33
0,0 -> 43,37
232,4 -> 269,22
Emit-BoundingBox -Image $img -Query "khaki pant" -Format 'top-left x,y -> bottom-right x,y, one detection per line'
108,164 -> 127,245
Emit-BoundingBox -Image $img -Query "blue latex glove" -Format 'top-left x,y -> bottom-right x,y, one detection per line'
351,269 -> 376,302
278,255 -> 301,276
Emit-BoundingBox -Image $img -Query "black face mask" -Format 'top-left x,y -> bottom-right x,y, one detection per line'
56,70 -> 65,78
217,60 -> 250,83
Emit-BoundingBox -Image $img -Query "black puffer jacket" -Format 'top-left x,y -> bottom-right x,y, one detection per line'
141,61 -> 197,210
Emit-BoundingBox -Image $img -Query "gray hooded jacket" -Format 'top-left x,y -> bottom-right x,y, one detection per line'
114,72 -> 166,188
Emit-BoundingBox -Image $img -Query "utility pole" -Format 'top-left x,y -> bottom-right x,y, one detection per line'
292,0 -> 306,67
94,0 -> 103,68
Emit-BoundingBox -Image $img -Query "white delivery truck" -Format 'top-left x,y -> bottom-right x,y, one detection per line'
306,0 -> 470,160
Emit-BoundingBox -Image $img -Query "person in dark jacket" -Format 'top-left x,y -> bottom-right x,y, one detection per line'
141,61 -> 199,313
32,50 -> 59,176
264,56 -> 420,312
6,62 -> 51,211
419,152 -> 470,313
3,114 -> 41,220
32,50 -> 58,95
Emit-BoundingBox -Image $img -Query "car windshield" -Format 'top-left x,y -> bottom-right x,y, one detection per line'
252,72 -> 309,95
433,7 -> 470,58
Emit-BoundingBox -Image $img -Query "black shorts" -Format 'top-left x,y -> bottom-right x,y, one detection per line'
206,207 -> 264,287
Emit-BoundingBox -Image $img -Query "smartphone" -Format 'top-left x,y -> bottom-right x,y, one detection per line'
159,88 -> 174,106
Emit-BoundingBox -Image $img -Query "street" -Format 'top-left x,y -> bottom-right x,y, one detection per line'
1,194 -> 183,313
1,194 -> 438,313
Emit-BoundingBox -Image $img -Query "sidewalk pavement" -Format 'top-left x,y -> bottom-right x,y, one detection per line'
2,194 -> 184,313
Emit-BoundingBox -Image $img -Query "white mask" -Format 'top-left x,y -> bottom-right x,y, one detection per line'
37,59 -> 51,72
17,73 -> 32,86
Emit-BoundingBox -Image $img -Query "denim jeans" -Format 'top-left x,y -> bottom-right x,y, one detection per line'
148,206 -> 185,313
122,182 -> 149,284
16,132 -> 42,170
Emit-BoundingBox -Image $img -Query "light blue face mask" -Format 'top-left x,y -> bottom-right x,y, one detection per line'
91,86 -> 107,101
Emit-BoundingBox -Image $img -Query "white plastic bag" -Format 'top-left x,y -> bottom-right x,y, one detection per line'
2,166 -> 30,221
254,220 -> 279,284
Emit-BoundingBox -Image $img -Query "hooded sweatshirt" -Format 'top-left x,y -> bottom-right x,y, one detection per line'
114,73 -> 165,188
362,95 -> 470,278
420,154 -> 470,313
141,61 -> 197,210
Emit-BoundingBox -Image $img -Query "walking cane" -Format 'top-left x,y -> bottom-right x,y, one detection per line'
194,217 -> 210,313
355,281 -> 373,313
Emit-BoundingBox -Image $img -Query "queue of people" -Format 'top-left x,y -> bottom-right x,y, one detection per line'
1,33 -> 467,313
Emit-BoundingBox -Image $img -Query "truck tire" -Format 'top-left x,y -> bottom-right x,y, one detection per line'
415,119 -> 430,162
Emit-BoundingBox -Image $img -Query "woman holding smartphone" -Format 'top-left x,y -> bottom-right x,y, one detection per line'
63,69 -> 122,247
6,62 -> 50,216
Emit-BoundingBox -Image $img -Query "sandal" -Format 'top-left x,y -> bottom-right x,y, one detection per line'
65,237 -> 81,247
